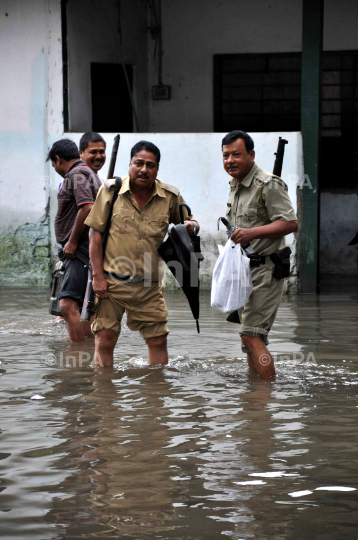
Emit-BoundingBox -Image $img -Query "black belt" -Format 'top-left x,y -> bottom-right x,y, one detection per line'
104,270 -> 144,283
249,255 -> 266,268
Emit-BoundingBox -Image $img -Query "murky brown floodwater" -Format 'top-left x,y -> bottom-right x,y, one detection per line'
1,287 -> 358,540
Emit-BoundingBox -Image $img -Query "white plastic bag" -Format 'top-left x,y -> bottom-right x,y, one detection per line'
211,239 -> 253,313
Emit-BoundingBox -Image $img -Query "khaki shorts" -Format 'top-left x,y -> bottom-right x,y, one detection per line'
91,278 -> 169,342
238,261 -> 284,353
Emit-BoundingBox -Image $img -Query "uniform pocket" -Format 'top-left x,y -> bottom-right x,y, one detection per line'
146,214 -> 169,238
112,209 -> 136,234
237,207 -> 257,228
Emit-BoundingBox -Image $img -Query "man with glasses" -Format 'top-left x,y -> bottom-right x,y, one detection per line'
85,140 -> 199,367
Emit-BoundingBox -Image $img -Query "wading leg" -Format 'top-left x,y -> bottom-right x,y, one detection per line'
247,353 -> 258,372
59,298 -> 85,342
82,314 -> 95,338
94,329 -> 118,367
147,335 -> 168,366
241,335 -> 275,379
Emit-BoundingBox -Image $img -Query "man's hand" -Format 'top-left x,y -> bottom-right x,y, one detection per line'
93,274 -> 109,298
184,220 -> 199,236
230,227 -> 255,245
231,220 -> 298,244
63,239 -> 77,258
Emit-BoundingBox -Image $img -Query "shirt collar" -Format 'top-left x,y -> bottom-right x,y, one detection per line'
229,163 -> 259,189
67,159 -> 85,173
120,176 -> 166,198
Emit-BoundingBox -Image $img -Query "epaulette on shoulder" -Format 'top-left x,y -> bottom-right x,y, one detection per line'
257,169 -> 281,184
258,170 -> 288,196
103,178 -> 117,192
161,182 -> 180,197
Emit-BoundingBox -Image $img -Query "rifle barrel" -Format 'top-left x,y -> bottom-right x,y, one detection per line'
273,137 -> 288,177
107,134 -> 120,179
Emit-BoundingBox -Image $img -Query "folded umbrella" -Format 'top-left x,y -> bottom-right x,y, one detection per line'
158,203 -> 204,333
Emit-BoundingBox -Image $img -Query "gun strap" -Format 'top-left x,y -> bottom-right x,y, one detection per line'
169,192 -> 179,224
257,177 -> 272,223
102,176 -> 122,256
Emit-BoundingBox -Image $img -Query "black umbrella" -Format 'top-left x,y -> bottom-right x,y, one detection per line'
158,203 -> 204,333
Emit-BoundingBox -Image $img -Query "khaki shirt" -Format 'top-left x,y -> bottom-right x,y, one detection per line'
226,163 -> 297,257
85,176 -> 195,282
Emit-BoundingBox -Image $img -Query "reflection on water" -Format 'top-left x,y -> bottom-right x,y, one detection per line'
0,288 -> 358,539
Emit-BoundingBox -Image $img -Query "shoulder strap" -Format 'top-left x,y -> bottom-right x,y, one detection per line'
102,177 -> 122,255
257,176 -> 272,224
169,193 -> 177,223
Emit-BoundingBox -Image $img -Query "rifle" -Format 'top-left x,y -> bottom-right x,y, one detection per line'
273,136 -> 288,177
80,134 -> 121,322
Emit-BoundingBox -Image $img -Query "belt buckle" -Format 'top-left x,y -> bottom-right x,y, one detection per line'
126,275 -> 143,283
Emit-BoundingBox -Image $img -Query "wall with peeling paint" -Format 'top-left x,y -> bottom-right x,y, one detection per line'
0,0 -> 62,286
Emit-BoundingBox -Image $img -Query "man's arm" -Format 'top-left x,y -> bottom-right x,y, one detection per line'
63,203 -> 93,257
89,228 -> 109,298
231,219 -> 298,245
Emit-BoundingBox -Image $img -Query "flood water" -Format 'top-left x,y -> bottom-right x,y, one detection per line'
1,288 -> 358,539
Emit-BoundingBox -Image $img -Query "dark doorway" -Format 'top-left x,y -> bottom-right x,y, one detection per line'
91,63 -> 133,132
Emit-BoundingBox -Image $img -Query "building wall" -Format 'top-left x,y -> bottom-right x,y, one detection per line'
0,0 -> 62,286
66,0 -> 149,132
320,192 -> 358,275
48,132 -> 302,288
148,0 -> 358,133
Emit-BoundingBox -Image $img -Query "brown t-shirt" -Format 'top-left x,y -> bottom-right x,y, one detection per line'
55,160 -> 102,244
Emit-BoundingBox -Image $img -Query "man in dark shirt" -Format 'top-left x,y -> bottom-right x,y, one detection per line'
47,139 -> 102,341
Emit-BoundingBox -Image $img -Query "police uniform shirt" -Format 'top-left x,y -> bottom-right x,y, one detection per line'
85,176 -> 195,282
226,163 -> 297,257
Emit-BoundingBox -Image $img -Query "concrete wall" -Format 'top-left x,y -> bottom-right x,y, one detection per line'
49,132 -> 302,288
148,0 -> 358,133
67,0 -> 149,132
0,0 -> 62,286
320,192 -> 358,275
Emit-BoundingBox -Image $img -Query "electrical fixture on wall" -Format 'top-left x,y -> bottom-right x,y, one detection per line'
148,0 -> 171,100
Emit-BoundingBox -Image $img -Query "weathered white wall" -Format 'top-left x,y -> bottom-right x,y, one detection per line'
0,0 -> 62,285
49,132 -> 302,286
67,0 -> 149,132
148,0 -> 358,132
320,192 -> 358,275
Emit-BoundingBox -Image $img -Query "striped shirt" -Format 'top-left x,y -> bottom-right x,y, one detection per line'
55,160 -> 102,244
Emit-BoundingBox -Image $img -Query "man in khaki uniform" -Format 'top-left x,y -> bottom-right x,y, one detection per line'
222,130 -> 298,379
85,140 -> 199,367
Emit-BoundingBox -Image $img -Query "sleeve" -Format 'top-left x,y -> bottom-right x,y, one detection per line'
84,185 -> 113,232
262,178 -> 297,222
71,171 -> 97,207
170,193 -> 196,224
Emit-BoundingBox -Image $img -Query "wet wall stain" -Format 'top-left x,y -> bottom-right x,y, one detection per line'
0,206 -> 51,286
